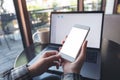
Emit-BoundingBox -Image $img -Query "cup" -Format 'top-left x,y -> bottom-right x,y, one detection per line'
32,28 -> 49,44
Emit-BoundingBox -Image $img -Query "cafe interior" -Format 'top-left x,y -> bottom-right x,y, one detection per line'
0,0 -> 120,80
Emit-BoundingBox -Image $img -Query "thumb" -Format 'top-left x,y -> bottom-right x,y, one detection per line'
46,54 -> 61,62
75,41 -> 87,63
46,54 -> 61,68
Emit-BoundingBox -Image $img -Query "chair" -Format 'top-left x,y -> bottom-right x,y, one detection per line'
3,23 -> 15,41
0,28 -> 11,50
0,30 -> 4,45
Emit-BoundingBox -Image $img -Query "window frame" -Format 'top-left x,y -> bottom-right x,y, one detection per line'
13,0 -> 106,48
13,0 -> 79,48
13,0 -> 33,48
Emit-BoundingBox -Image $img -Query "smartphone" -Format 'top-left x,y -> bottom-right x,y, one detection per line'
59,24 -> 90,62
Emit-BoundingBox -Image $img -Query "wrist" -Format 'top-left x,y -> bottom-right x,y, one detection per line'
64,69 -> 80,74
61,73 -> 82,80
11,65 -> 32,79
28,65 -> 36,77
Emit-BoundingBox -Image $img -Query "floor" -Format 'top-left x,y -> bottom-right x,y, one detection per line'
0,34 -> 23,78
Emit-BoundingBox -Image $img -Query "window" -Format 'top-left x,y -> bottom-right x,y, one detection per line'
25,0 -> 78,43
0,0 -> 23,73
84,0 -> 102,11
105,0 -> 115,14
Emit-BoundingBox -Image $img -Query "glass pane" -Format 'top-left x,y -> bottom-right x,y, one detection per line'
105,0 -> 115,14
25,0 -> 77,43
0,0 -> 23,74
84,0 -> 102,11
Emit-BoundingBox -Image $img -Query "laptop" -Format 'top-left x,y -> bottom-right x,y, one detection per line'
29,11 -> 104,80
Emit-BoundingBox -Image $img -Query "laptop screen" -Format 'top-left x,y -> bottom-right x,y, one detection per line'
50,12 -> 104,49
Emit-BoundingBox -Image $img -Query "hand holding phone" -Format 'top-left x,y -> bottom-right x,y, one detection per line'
59,25 -> 90,62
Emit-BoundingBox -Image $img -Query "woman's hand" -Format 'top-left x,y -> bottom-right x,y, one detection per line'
28,51 -> 61,77
62,41 -> 87,74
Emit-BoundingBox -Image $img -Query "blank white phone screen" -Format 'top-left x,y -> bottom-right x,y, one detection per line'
60,27 -> 88,59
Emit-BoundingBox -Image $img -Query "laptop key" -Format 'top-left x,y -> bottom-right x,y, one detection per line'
46,45 -> 60,51
85,51 -> 98,63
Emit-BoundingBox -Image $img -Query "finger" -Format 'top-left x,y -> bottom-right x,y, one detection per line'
59,47 -> 62,51
54,61 -> 60,69
49,62 -> 59,68
46,54 -> 61,62
61,58 -> 70,66
62,40 -> 65,44
47,59 -> 61,69
75,41 -> 87,63
62,35 -> 68,44
44,50 -> 58,57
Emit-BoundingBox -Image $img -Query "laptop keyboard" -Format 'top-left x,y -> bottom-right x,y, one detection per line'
45,45 -> 60,51
45,45 -> 98,63
85,50 -> 98,63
